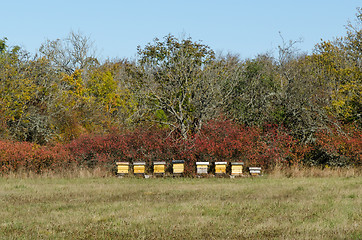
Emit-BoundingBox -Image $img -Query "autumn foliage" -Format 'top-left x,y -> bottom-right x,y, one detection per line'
0,140 -> 71,173
1,119 -> 359,175
313,125 -> 362,166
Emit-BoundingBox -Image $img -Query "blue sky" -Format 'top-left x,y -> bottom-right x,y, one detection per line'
1,0 -> 360,60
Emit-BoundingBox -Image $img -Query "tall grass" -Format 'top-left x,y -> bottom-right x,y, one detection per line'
268,165 -> 361,178
2,166 -> 112,179
2,165 -> 361,179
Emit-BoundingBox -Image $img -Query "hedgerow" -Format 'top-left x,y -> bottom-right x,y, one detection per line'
0,120 -> 360,175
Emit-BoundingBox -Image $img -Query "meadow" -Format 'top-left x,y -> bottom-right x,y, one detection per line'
0,173 -> 361,239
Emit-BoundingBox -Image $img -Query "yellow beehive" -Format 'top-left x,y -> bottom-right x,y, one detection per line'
196,162 -> 209,174
231,162 -> 243,176
215,162 -> 227,174
116,162 -> 129,175
172,160 -> 185,174
133,162 -> 146,174
153,161 -> 166,174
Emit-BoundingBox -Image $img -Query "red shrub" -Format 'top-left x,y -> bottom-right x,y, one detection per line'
315,124 -> 361,166
1,119 -> 358,174
0,140 -> 72,173
194,120 -> 309,169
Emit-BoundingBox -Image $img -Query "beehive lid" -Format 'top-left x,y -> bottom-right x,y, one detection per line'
196,162 -> 210,165
154,161 -> 166,165
116,162 -> 129,165
215,162 -> 227,165
133,162 -> 146,165
249,167 -> 261,170
231,162 -> 244,165
172,160 -> 185,164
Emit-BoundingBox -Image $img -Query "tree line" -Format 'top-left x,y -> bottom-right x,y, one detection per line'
0,9 -> 360,170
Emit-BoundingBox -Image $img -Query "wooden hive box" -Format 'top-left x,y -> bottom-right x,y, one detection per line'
172,160 -> 185,175
116,162 -> 129,175
196,162 -> 209,174
153,161 -> 166,175
249,167 -> 261,176
231,162 -> 244,176
215,162 -> 227,174
133,162 -> 146,175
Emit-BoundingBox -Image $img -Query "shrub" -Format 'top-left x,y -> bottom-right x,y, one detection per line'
0,120 -> 359,175
0,140 -> 71,174
309,124 -> 362,167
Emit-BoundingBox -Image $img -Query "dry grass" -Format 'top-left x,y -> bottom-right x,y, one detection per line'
3,165 -> 361,179
268,165 -> 361,178
2,166 -> 113,179
0,173 -> 361,239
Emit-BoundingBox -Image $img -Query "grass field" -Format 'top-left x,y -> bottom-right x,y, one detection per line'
0,175 -> 361,239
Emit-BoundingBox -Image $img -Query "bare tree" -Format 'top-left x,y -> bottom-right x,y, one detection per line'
39,30 -> 98,74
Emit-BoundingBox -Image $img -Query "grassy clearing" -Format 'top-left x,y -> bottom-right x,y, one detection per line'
0,176 -> 361,239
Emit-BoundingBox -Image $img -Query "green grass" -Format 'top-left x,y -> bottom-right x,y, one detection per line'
0,176 -> 361,239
